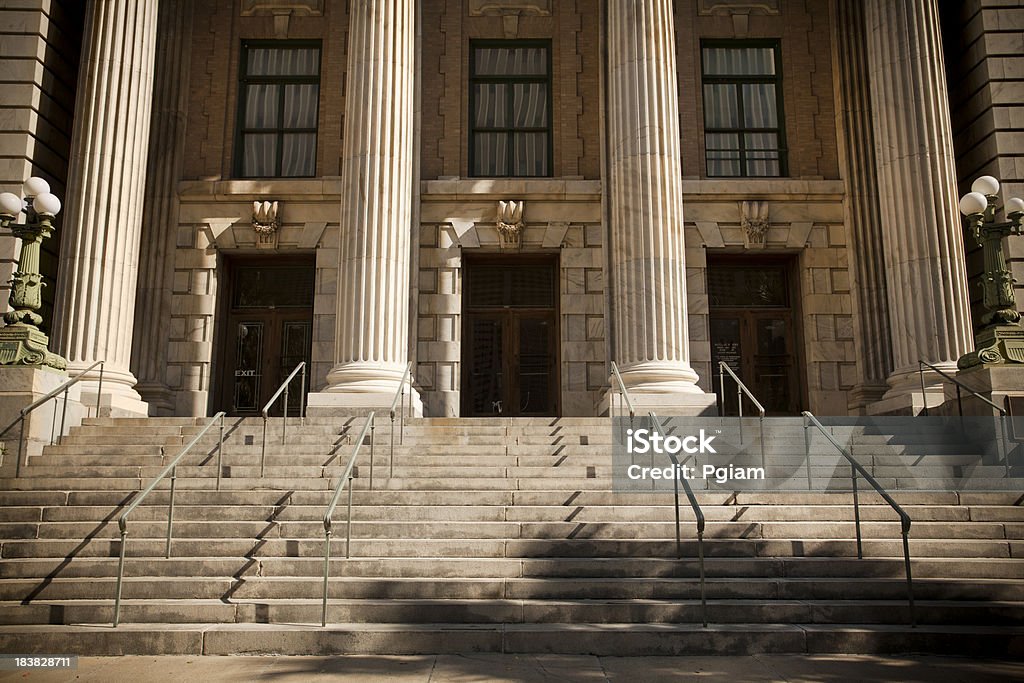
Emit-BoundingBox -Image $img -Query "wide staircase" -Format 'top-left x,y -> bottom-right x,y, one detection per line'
0,415 -> 1022,656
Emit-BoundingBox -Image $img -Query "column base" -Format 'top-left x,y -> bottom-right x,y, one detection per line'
597,388 -> 718,417
0,324 -> 67,371
307,388 -> 423,418
67,364 -> 150,418
847,383 -> 889,415
957,324 -> 1024,370
866,367 -> 949,416
0,366 -> 84,472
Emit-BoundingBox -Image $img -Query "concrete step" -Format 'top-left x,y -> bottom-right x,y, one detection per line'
0,622 -> 1021,656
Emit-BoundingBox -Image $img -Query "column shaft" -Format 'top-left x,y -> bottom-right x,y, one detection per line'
605,0 -> 709,410
52,0 -> 159,415
316,0 -> 417,406
864,0 -> 974,412
132,0 -> 193,415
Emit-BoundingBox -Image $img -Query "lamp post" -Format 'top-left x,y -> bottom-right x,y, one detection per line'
0,178 -> 66,370
956,175 -> 1024,368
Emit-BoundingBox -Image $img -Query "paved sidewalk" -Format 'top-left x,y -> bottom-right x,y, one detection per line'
1,654 -> 1022,682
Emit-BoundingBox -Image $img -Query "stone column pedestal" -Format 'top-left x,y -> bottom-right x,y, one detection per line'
0,367 -> 83,474
949,364 -> 1024,417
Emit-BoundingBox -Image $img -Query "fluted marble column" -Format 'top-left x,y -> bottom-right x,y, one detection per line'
864,0 -> 974,414
836,0 -> 893,412
132,0 -> 193,415
52,0 -> 159,417
605,0 -> 714,413
308,0 -> 419,412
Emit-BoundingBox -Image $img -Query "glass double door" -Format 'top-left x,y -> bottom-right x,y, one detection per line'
462,257 -> 559,417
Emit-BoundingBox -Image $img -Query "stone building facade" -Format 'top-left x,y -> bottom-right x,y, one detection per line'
1,0 -> 1022,419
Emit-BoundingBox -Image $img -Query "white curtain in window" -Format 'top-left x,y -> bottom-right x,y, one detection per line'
703,47 -> 775,76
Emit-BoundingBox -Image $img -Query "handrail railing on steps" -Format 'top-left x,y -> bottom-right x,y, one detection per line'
0,360 -> 104,476
113,411 -> 226,627
918,359 -> 1011,476
260,361 -> 306,476
802,410 -> 915,626
718,361 -> 767,469
388,362 -> 413,479
321,412 -> 375,627
609,362 -> 635,421
649,411 -> 707,628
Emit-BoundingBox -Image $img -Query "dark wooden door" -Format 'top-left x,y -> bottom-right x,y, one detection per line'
217,259 -> 314,416
462,257 -> 559,417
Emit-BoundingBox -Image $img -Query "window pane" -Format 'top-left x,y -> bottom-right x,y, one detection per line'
512,132 -> 548,176
707,152 -> 741,177
746,153 -> 780,177
742,83 -> 778,128
474,83 -> 508,127
703,84 -> 739,128
708,267 -> 788,307
242,133 -> 277,176
703,47 -> 776,76
281,133 -> 316,176
283,84 -> 319,128
474,47 -> 547,76
706,133 -> 740,151
473,132 -> 509,176
244,84 -> 280,128
745,133 -> 779,151
513,83 -> 547,127
247,47 -> 320,76
233,266 -> 315,308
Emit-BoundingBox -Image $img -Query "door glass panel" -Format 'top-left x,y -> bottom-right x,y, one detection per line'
518,318 -> 552,414
755,317 -> 792,413
470,318 -> 504,415
233,322 -> 264,412
709,317 -> 742,415
233,267 -> 315,308
708,266 -> 788,307
281,321 -> 311,411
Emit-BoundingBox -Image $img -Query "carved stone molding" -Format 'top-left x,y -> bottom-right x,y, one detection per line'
469,1 -> 551,17
252,200 -> 279,248
240,0 -> 323,15
496,200 -> 524,249
739,200 -> 770,248
698,0 -> 779,15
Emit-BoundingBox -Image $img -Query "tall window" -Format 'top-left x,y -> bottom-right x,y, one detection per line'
236,41 -> 321,178
701,42 -> 786,177
470,41 -> 551,177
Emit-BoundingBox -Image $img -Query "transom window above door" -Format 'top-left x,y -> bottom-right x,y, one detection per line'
701,41 -> 787,178
236,41 -> 321,178
470,41 -> 552,178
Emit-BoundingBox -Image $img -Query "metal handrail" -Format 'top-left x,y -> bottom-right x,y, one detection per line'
113,411 -> 226,627
718,361 -> 767,468
321,412 -> 376,626
260,361 -> 307,476
388,362 -> 413,479
0,360 -> 104,476
918,360 -> 1004,417
609,362 -> 635,420
802,410 -> 915,626
649,411 -> 707,628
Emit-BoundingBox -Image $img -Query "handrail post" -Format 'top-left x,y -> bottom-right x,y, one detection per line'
737,383 -> 744,445
217,413 -> 225,491
96,363 -> 104,417
58,386 -> 69,445
400,384 -> 406,446
918,361 -> 929,417
672,470 -> 681,558
902,528 -> 916,627
282,383 -> 289,446
802,412 -> 812,491
719,363 -> 725,425
345,474 -> 354,558
758,413 -> 766,470
851,462 -> 862,560
166,466 -> 177,559
49,395 -> 58,446
698,528 -> 707,628
300,364 -> 307,426
390,408 -> 396,479
369,416 -> 376,491
113,529 -> 127,627
956,385 -> 963,417
261,415 -> 268,478
321,528 -> 332,627
16,419 -> 25,478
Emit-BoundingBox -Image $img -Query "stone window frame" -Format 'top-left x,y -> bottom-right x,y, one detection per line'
233,39 -> 323,179
468,39 -> 554,178
700,39 -> 789,178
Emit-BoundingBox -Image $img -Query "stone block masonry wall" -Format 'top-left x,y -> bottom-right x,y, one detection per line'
943,0 -> 1024,324
0,0 -> 84,326
683,181 -> 853,414
171,182 -> 338,416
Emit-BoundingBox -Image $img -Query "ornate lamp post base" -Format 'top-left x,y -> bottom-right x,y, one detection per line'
957,324 -> 1024,370
0,325 -> 66,370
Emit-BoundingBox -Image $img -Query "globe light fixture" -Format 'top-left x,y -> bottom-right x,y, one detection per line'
956,176 -> 1024,370
0,177 -> 66,369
